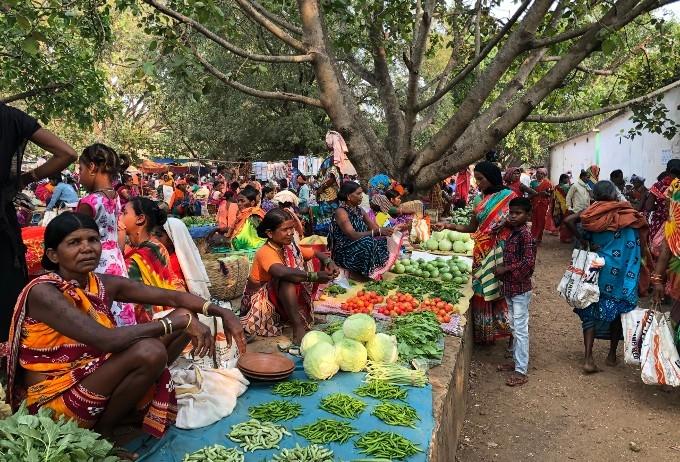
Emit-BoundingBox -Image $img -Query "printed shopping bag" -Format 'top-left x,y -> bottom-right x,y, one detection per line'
557,249 -> 605,309
639,311 -> 680,387
622,308 -> 653,366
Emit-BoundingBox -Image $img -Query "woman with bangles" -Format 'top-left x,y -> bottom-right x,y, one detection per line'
240,208 -> 339,344
6,212 -> 245,459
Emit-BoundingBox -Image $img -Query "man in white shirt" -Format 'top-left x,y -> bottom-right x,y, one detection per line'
520,168 -> 531,189
566,170 -> 592,213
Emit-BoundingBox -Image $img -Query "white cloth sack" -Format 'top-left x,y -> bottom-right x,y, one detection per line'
622,308 -> 653,366
163,217 -> 212,299
557,249 -> 605,309
639,311 -> 680,387
172,366 -> 249,429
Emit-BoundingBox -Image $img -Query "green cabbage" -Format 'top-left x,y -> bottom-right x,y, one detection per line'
335,338 -> 368,372
343,314 -> 376,342
365,333 -> 399,364
303,342 -> 339,380
331,329 -> 345,344
301,330 -> 333,355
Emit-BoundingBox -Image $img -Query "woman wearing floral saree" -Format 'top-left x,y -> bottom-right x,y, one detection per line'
529,168 -> 553,244
436,161 -> 515,344
552,174 -> 573,243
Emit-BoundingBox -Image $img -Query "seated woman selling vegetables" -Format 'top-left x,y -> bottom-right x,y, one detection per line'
6,212 -> 246,456
241,208 -> 339,344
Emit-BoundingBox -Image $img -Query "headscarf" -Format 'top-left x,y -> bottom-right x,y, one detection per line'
370,194 -> 393,214
475,161 -> 504,188
537,167 -> 548,176
369,174 -> 391,192
664,178 -> 680,257
273,190 -> 299,207
163,217 -> 211,300
585,165 -> 600,188
503,167 -> 520,185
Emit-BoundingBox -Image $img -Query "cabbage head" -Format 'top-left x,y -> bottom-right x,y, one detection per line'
343,314 -> 376,342
301,330 -> 333,355
365,333 -> 399,364
335,338 -> 368,372
303,342 -> 339,380
331,329 -> 345,344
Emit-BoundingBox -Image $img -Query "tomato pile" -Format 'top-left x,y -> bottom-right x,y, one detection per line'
418,297 -> 456,324
341,290 -> 384,314
377,292 -> 419,317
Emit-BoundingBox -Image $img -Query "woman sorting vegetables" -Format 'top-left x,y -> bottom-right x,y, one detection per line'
329,181 -> 402,281
6,213 -> 246,458
241,208 -> 339,344
210,185 -> 266,250
434,161 -> 515,344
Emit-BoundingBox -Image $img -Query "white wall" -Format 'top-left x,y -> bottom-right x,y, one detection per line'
549,84 -> 680,185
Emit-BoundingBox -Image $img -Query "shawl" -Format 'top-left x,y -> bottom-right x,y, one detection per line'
232,206 -> 265,238
163,217 -> 211,300
371,194 -> 394,214
664,178 -> 680,256
581,201 -> 648,233
7,272 -> 113,410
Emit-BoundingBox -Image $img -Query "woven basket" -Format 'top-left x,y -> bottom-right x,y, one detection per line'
204,253 -> 249,301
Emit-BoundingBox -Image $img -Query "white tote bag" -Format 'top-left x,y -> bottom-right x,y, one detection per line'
621,308 -> 653,366
639,312 -> 680,387
557,249 -> 605,309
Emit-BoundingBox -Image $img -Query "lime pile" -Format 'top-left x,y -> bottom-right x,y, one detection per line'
391,256 -> 471,283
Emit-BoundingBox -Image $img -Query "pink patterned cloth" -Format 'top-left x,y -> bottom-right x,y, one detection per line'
79,193 -> 136,326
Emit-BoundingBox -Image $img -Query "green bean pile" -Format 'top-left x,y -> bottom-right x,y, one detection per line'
293,418 -> 359,444
319,393 -> 366,419
354,431 -> 422,459
272,444 -> 334,462
272,380 -> 319,397
372,401 -> 420,428
354,380 -> 407,400
248,400 -> 301,422
227,419 -> 291,451
182,445 -> 243,462
365,361 -> 428,387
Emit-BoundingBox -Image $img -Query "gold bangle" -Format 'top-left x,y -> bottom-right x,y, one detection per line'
186,313 -> 193,330
202,300 -> 211,317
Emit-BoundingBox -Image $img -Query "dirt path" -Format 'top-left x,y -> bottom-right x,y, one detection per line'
457,235 -> 680,462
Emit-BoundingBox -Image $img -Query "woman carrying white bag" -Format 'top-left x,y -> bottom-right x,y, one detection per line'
564,181 -> 650,374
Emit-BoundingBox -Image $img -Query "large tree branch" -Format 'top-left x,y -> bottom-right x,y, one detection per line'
191,48 -> 323,107
526,78 -> 680,122
142,0 -> 311,63
415,0 -> 532,112
0,82 -> 71,103
542,56 -> 613,75
529,24 -> 592,49
247,0 -> 303,35
233,0 -> 308,52
342,57 -> 378,86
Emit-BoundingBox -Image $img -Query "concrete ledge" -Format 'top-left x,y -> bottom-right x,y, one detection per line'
429,310 -> 472,461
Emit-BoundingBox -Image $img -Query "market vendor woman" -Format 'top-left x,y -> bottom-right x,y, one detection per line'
241,208 -> 338,344
6,212 -> 246,456
210,185 -> 266,250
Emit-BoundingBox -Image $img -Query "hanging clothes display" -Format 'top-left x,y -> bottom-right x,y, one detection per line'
325,130 -> 357,175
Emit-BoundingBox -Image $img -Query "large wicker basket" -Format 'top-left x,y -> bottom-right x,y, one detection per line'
204,253 -> 250,301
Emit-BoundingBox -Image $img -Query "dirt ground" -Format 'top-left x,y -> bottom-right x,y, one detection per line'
457,234 -> 680,462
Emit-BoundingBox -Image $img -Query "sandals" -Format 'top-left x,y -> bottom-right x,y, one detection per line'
505,373 -> 528,387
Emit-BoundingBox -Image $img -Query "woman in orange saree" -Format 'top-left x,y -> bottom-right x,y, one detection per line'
530,168 -> 553,244
7,212 -> 245,449
436,162 -> 514,344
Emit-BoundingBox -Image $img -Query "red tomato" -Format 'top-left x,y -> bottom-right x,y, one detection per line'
443,315 -> 451,323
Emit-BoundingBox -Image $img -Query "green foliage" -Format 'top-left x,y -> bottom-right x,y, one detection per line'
0,403 -> 122,461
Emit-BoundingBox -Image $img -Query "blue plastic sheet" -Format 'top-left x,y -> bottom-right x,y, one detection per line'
187,225 -> 215,239
130,357 -> 434,461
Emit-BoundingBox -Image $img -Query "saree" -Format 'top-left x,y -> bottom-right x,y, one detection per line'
240,242 -> 316,336
530,178 -> 553,243
470,188 -> 515,344
6,272 -> 176,437
648,177 -> 673,247
231,206 -> 266,250
126,239 -> 185,324
329,205 -> 399,279
553,183 -> 573,243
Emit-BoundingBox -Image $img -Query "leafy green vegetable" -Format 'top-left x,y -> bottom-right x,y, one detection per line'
363,279 -> 397,295
0,403 -> 122,461
324,284 -> 347,295
389,311 -> 444,362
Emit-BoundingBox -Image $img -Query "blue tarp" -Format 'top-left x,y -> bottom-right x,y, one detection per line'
187,225 -> 215,240
130,357 -> 434,461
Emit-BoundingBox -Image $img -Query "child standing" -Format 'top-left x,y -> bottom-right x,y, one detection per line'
77,143 -> 136,326
494,197 -> 536,387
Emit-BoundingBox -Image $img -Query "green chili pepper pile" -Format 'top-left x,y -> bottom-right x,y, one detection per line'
248,400 -> 302,422
272,444 -> 334,462
272,380 -> 319,397
363,279 -> 397,295
183,445 -> 244,462
365,361 -> 428,387
354,431 -> 422,459
354,381 -> 407,400
227,419 -> 290,451
372,402 -> 420,428
322,320 -> 344,336
319,393 -> 366,419
293,418 -> 359,444
324,284 -> 347,295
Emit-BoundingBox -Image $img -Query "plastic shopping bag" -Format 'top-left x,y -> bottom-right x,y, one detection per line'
639,311 -> 680,387
557,249 -> 605,309
621,308 -> 653,366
